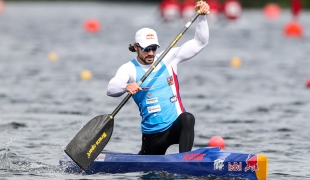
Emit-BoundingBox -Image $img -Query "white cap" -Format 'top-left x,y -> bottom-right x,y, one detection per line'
135,28 -> 160,48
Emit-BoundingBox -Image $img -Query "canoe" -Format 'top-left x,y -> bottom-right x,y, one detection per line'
59,147 -> 268,180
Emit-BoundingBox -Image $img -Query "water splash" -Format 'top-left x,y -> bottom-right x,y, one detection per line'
0,148 -> 14,169
0,148 -> 62,175
0,139 -> 62,175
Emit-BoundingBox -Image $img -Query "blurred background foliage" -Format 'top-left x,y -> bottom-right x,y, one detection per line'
2,0 -> 310,9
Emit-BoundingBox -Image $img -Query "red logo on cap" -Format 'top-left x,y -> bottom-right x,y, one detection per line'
146,34 -> 154,39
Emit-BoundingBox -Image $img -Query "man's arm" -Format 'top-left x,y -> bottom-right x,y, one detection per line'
173,15 -> 209,63
107,63 -> 132,97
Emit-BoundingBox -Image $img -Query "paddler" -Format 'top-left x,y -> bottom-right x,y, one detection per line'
107,0 -> 210,155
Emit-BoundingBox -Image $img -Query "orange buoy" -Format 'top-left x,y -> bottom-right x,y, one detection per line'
84,19 -> 101,33
159,0 -> 180,22
209,136 -> 225,149
263,3 -> 281,20
284,20 -> 303,38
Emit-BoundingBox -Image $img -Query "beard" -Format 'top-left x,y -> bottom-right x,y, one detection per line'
137,50 -> 155,65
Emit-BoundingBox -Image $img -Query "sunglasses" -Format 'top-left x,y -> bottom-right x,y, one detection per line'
137,44 -> 159,52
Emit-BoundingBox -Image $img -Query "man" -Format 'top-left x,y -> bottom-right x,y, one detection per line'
107,0 -> 210,155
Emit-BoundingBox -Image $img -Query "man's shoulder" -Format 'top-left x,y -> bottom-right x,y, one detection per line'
116,60 -> 135,72
157,47 -> 178,56
122,60 -> 136,67
158,47 -> 179,63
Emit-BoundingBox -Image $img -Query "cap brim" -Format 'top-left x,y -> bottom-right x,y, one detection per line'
139,41 -> 160,48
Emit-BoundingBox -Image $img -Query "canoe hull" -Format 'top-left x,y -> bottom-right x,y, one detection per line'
59,147 -> 267,180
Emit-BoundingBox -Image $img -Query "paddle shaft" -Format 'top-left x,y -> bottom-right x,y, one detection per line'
111,12 -> 201,118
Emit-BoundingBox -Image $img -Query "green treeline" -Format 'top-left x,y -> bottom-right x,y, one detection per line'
3,0 -> 310,9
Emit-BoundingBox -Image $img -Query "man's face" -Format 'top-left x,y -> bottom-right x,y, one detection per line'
136,44 -> 159,65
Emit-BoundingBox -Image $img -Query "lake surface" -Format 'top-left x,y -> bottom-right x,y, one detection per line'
0,2 -> 310,180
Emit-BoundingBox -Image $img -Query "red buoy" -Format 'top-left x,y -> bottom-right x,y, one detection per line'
291,0 -> 302,18
207,0 -> 222,15
284,20 -> 303,38
263,3 -> 281,20
0,0 -> 4,13
180,0 -> 196,21
223,0 -> 242,20
306,78 -> 310,88
84,19 -> 101,33
209,136 -> 225,149
159,0 -> 180,22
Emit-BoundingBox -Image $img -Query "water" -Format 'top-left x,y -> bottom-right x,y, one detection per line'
0,2 -> 310,179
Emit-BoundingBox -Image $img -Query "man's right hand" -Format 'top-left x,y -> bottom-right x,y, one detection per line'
195,0 -> 210,15
126,82 -> 142,94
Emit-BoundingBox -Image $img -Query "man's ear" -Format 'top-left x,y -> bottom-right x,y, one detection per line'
134,44 -> 137,51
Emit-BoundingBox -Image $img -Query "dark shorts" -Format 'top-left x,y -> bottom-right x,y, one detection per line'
138,112 -> 195,155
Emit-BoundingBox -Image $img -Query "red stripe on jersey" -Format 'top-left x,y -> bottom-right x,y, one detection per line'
172,68 -> 185,112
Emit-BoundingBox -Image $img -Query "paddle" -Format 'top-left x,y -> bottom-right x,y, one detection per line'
65,12 -> 204,171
